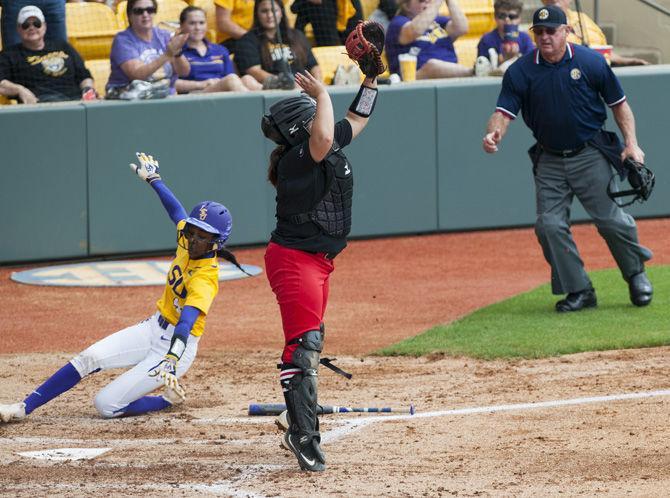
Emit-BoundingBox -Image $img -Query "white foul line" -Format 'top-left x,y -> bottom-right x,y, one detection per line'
322,389 -> 670,443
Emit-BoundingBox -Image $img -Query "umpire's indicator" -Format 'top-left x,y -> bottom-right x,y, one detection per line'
11,260 -> 262,287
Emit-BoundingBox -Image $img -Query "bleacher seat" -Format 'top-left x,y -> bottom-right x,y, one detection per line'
66,2 -> 121,60
440,0 -> 495,39
312,45 -> 361,84
191,0 -> 219,41
453,35 -> 480,69
117,0 -> 190,28
85,59 -> 112,97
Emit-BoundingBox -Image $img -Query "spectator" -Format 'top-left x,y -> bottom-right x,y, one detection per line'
107,0 -> 190,96
291,0 -> 362,47
214,0 -> 256,54
385,0 -> 472,79
175,6 -> 261,93
541,0 -> 649,66
235,0 -> 321,89
0,6 -> 96,104
1,0 -> 66,48
368,0 -> 398,32
477,0 -> 534,75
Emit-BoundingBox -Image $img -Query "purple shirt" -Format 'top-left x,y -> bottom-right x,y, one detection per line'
385,15 -> 457,75
182,41 -> 234,81
107,27 -> 177,92
477,28 -> 535,58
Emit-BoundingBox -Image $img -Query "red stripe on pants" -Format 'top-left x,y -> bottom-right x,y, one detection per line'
264,242 -> 334,364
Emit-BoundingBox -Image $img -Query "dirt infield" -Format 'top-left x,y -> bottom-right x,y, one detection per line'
2,219 -> 670,496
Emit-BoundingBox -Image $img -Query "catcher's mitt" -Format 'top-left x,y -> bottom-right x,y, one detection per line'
345,21 -> 386,78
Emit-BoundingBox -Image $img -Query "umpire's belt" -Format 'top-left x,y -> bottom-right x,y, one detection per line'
157,314 -> 172,330
539,143 -> 587,158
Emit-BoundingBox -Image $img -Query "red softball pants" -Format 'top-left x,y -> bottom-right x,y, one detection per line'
264,242 -> 335,364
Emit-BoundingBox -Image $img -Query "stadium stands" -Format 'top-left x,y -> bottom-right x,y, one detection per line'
453,35 -> 479,69
312,45 -> 361,84
66,2 -> 121,60
440,0 -> 495,39
85,59 -> 112,97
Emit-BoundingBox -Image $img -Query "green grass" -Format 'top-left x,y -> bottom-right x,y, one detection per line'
378,266 -> 670,360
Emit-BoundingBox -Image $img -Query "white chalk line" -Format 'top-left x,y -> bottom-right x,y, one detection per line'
3,389 -> 669,496
322,388 -> 670,443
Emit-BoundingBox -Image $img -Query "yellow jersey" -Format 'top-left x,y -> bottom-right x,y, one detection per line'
566,9 -> 607,46
214,0 -> 256,43
156,220 -> 219,337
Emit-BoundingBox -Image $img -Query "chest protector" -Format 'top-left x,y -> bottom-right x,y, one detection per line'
282,142 -> 353,238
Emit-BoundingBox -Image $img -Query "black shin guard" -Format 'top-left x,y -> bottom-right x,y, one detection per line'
279,329 -> 326,468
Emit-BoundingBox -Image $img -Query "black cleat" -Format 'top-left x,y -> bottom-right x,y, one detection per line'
284,431 -> 326,472
628,272 -> 653,307
555,288 -> 597,312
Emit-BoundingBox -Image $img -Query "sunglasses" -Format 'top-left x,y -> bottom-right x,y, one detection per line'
20,19 -> 42,30
131,6 -> 157,15
496,12 -> 520,20
533,26 -> 558,36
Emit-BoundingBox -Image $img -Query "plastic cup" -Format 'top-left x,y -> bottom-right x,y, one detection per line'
398,53 -> 417,82
591,44 -> 613,65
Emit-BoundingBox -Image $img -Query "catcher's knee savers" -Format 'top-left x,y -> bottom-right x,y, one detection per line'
280,329 -> 324,439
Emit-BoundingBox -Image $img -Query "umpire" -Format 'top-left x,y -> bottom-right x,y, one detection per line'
482,5 -> 653,312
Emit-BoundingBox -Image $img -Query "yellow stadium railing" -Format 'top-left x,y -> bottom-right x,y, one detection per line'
66,2 -> 121,60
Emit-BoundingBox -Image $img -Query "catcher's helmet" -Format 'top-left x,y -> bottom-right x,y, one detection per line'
607,159 -> 655,207
184,201 -> 233,248
261,94 -> 316,146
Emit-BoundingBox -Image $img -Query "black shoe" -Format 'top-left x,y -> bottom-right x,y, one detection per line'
628,272 -> 653,307
284,431 -> 326,471
555,288 -> 597,312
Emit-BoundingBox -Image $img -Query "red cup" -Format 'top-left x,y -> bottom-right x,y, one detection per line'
591,44 -> 613,65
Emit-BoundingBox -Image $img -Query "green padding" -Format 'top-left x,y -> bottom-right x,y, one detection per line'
437,80 -> 537,230
0,105 -> 87,262
85,94 -> 271,255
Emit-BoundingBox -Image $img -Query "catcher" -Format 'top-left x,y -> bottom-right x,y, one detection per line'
260,21 -> 385,472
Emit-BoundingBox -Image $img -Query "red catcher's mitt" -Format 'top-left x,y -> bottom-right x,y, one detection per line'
345,21 -> 386,78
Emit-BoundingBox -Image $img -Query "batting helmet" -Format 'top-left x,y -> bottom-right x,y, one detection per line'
184,201 -> 233,248
607,159 -> 655,207
261,95 -> 316,146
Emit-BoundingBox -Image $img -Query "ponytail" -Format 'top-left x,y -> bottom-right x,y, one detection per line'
268,144 -> 287,187
217,247 -> 252,276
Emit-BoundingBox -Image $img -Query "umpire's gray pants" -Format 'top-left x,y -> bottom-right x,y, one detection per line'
533,145 -> 652,295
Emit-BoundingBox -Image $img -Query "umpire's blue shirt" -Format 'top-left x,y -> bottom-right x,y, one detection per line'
495,43 -> 626,151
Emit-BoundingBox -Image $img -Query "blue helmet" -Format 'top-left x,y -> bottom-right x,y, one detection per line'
185,201 -> 232,248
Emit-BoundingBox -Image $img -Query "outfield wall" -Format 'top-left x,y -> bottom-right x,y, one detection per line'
2,65 -> 669,263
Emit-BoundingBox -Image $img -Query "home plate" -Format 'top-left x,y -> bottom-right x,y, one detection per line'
18,448 -> 112,461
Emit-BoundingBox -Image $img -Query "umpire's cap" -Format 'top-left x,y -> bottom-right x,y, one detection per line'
531,5 -> 567,29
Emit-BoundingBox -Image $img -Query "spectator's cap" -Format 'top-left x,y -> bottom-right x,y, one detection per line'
17,6 -> 46,25
531,5 -> 567,29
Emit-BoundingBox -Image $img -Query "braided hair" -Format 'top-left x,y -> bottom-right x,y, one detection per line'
217,247 -> 253,276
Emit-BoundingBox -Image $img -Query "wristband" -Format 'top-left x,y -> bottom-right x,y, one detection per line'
167,335 -> 187,360
349,84 -> 378,118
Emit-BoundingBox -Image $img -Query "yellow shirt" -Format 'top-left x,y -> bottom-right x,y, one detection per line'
566,9 -> 607,46
214,0 -> 256,43
156,220 -> 219,337
337,0 -> 356,32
